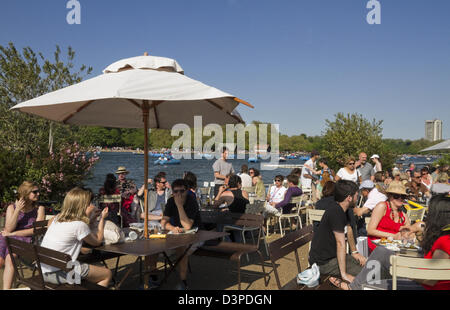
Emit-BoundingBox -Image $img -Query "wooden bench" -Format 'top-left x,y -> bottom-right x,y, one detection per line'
194,211 -> 268,290
6,237 -> 105,290
268,225 -> 337,290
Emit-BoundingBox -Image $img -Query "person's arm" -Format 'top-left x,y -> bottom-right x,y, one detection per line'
137,179 -> 153,197
241,190 -> 249,200
161,216 -> 182,233
346,224 -> 367,266
140,213 -> 163,221
334,231 -> 354,283
176,202 -> 194,231
275,188 -> 292,209
4,202 -> 24,233
83,208 -> 108,247
354,206 -> 370,217
214,172 -> 227,181
2,205 -> 45,237
335,169 -> 342,181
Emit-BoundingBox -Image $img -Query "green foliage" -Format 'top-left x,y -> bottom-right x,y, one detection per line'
35,142 -> 99,202
0,147 -> 26,203
0,42 -> 94,204
321,113 -> 387,171
434,154 -> 450,167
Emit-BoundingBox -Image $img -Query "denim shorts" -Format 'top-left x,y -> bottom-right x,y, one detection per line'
43,263 -> 90,285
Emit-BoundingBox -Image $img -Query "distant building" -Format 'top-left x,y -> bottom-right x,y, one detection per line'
425,119 -> 443,141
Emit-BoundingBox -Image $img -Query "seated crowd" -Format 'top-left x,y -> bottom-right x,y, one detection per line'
0,153 -> 448,291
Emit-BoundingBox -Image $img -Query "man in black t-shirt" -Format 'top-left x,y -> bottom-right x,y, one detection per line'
161,179 -> 202,290
309,180 -> 367,283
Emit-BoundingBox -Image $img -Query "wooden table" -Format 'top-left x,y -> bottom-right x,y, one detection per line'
96,230 -> 228,289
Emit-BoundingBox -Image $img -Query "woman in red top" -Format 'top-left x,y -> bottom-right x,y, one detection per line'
367,181 -> 414,252
329,193 -> 450,290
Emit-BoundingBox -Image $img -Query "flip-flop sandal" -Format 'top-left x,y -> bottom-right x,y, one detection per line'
329,277 -> 350,290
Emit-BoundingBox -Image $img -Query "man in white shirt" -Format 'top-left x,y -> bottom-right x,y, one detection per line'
237,164 -> 253,188
263,175 -> 288,216
354,180 -> 387,217
300,150 -> 321,202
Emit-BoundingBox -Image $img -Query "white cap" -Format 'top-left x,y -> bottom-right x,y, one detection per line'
370,154 -> 380,159
359,180 -> 375,190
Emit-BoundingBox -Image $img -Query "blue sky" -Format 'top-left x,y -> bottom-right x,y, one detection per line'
1,0 -> 449,140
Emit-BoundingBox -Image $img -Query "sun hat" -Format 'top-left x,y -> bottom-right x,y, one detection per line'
115,166 -> 130,174
370,154 -> 380,159
386,181 -> 407,195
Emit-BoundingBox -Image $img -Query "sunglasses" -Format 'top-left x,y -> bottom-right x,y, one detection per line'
275,179 -> 282,182
348,162 -> 355,165
392,194 -> 407,200
31,190 -> 40,194
173,189 -> 186,194
157,181 -> 167,184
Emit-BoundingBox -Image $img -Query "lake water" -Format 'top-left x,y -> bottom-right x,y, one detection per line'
84,152 -> 440,194
84,152 -> 306,193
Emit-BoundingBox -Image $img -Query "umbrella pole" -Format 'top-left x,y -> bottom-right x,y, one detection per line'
143,101 -> 150,239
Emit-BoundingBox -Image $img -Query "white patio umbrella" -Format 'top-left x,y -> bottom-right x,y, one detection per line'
419,139 -> 450,152
11,53 -> 253,238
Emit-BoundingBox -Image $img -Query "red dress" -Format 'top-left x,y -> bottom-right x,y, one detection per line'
422,235 -> 450,290
368,201 -> 406,252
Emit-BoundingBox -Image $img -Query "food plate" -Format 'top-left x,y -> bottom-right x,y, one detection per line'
372,239 -> 420,252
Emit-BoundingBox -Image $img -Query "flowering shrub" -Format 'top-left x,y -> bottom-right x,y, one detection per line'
37,142 -> 99,203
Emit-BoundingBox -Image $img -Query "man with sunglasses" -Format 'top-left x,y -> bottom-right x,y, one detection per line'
405,170 -> 430,202
161,179 -> 202,290
137,174 -> 172,228
263,175 -> 288,216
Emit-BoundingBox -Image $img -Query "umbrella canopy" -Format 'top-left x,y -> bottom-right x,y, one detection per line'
12,55 -> 252,128
11,54 -> 253,238
419,139 -> 450,152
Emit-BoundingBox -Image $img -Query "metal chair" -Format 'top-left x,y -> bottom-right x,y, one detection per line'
223,201 -> 269,260
390,255 -> 450,290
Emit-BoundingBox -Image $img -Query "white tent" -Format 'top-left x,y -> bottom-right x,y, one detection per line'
419,139 -> 450,152
11,54 -> 253,237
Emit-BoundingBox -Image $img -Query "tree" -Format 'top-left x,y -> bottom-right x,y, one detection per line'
0,42 -> 94,203
0,42 -> 92,154
321,113 -> 394,171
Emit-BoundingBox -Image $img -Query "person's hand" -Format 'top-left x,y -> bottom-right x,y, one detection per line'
1,230 -> 13,237
15,198 -> 26,212
101,207 -> 109,220
148,178 -> 153,184
352,252 -> 367,266
341,273 -> 355,283
393,232 -> 403,240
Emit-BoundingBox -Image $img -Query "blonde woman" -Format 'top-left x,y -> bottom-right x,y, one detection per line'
0,181 -> 45,290
40,187 -> 112,287
335,156 -> 362,184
